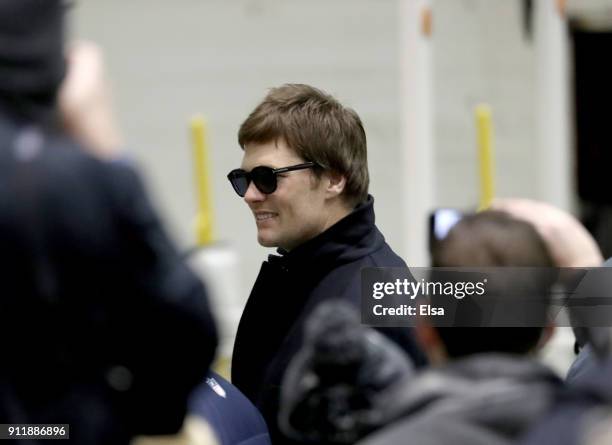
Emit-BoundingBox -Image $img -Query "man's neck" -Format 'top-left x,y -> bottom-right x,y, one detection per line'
320,201 -> 352,235
281,201 -> 353,253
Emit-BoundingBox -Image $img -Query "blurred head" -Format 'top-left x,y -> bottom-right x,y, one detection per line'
280,301 -> 414,444
0,0 -> 66,122
235,84 -> 369,250
420,210 -> 555,363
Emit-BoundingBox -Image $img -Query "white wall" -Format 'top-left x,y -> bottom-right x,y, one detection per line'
432,0 -> 538,208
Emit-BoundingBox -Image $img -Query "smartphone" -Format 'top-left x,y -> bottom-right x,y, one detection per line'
429,208 -> 465,252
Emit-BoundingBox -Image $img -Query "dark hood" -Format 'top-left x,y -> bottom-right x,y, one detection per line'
279,301 -> 415,444
0,0 -> 66,123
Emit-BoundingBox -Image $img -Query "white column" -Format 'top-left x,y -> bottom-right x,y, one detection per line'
398,0 -> 434,266
534,0 -> 572,211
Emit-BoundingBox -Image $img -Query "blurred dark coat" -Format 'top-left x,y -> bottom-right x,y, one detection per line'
231,196 -> 426,444
0,115 -> 218,444
519,357 -> 612,445
357,354 -> 562,445
278,301 -> 415,444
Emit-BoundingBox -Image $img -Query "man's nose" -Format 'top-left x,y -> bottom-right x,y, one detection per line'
244,181 -> 265,203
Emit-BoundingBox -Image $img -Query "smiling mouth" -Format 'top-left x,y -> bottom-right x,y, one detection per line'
255,212 -> 277,221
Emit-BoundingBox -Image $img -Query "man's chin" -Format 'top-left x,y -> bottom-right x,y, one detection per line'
257,234 -> 279,248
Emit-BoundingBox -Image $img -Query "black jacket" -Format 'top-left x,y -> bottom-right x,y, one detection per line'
0,116 -> 218,444
231,197 -> 426,444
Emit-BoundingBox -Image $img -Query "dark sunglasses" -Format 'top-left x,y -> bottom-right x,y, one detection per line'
227,162 -> 316,197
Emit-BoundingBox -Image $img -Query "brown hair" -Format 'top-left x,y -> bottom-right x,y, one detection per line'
431,211 -> 554,358
238,84 -> 369,206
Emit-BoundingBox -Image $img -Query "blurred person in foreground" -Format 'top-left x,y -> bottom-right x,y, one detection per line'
280,210 -> 564,445
228,84 -> 426,443
0,1 -> 217,443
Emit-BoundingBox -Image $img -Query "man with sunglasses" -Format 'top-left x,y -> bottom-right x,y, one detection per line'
228,84 -> 426,444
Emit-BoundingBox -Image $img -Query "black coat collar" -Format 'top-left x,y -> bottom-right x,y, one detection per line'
268,195 -> 383,271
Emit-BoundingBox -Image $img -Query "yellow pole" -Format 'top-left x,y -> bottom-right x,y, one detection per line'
475,104 -> 495,211
190,115 -> 215,245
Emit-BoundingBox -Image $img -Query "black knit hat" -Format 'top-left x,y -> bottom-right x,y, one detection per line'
0,0 -> 66,118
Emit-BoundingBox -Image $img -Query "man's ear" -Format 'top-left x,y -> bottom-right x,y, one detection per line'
534,323 -> 556,353
324,171 -> 347,198
415,322 -> 448,365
